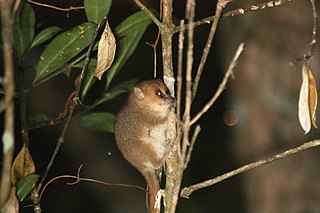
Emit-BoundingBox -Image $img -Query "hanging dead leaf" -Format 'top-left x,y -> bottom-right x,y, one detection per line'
11,144 -> 36,185
95,20 -> 116,80
298,64 -> 311,134
308,68 -> 318,128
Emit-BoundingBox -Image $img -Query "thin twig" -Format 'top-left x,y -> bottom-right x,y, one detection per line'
224,0 -> 292,17
181,0 -> 195,162
35,18 -> 106,197
176,20 -> 185,156
190,42 -> 244,126
174,0 -> 293,32
18,70 -> 30,148
147,31 -> 161,78
0,0 -> 16,208
39,165 -> 145,200
191,0 -> 231,100
132,0 -> 162,28
27,0 -> 84,11
184,125 -> 201,169
293,0 -> 317,64
308,0 -> 317,57
154,0 -> 163,78
146,0 -> 162,78
176,20 -> 184,122
181,139 -> 320,198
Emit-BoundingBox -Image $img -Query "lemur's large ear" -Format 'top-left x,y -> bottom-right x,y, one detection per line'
133,87 -> 145,100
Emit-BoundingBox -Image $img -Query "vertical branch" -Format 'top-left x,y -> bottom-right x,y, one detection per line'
190,43 -> 244,125
18,73 -> 30,148
182,0 -> 195,164
184,125 -> 201,168
153,0 -> 162,78
192,0 -> 233,99
131,1 -> 179,212
176,20 -> 185,155
0,0 -> 16,208
164,2 -> 196,212
160,1 -> 179,213
308,0 -> 316,58
161,0 -> 175,84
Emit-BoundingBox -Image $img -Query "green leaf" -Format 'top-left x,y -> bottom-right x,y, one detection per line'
81,112 -> 115,133
13,2 -> 35,57
34,22 -> 97,85
30,26 -> 62,49
27,113 -> 50,127
104,10 -> 154,90
84,0 -> 111,24
16,174 -> 40,202
92,79 -> 137,108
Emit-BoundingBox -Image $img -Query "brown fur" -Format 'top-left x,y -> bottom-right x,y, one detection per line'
115,79 -> 174,213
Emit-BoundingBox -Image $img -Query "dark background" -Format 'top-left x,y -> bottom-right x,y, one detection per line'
3,0 -> 320,212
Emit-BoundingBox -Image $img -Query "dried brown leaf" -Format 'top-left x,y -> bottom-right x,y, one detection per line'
95,21 -> 116,80
308,68 -> 318,128
11,144 -> 36,185
298,64 -> 311,134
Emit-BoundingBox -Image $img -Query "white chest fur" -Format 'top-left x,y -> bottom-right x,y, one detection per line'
147,122 -> 168,160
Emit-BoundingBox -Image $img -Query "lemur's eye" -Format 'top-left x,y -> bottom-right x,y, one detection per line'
156,91 -> 162,97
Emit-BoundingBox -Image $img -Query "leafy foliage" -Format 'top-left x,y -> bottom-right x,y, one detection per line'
34,22 -> 96,85
81,112 -> 115,133
9,2 -> 155,206
105,10 -> 155,90
27,113 -> 50,127
92,78 -> 138,108
84,0 -> 112,24
30,26 -> 62,49
13,2 -> 35,58
16,174 -> 40,202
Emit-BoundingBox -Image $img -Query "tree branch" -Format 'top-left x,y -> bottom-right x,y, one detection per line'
181,139 -> 320,198
160,0 -> 178,212
132,0 -> 162,28
174,0 -> 293,32
190,42 -> 244,126
292,0 -> 317,63
176,20 -> 185,124
182,0 -> 195,161
0,0 -> 16,208
191,0 -> 231,100
184,125 -> 201,169
224,0 -> 293,17
27,0 -> 84,11
39,165 -> 145,201
175,20 -> 185,156
34,19 -> 107,208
